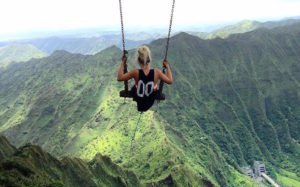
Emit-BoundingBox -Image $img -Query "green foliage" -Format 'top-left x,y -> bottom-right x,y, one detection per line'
228,168 -> 258,187
0,135 -> 140,187
1,22 -> 300,186
276,169 -> 300,187
48,181 -> 65,187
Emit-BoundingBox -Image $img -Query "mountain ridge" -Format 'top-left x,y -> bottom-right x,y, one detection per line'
0,134 -> 142,187
0,134 -> 217,186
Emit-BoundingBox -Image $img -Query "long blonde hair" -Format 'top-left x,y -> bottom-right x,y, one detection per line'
136,45 -> 151,66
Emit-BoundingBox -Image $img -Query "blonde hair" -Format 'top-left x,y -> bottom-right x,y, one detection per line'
136,45 -> 151,66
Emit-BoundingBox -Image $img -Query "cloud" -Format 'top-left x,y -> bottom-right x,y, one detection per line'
0,0 -> 300,34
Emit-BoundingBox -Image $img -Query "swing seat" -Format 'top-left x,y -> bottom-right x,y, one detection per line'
119,90 -> 165,100
120,90 -> 133,98
156,93 -> 165,100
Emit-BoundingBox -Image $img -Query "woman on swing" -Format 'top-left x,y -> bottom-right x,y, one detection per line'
117,45 -> 173,112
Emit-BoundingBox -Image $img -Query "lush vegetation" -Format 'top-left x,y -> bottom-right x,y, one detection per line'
276,169 -> 300,187
0,134 -> 142,187
1,21 -> 300,186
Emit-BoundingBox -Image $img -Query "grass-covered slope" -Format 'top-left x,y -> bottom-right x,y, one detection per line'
154,24 -> 300,180
0,43 -> 47,67
0,45 -> 224,186
0,134 -> 141,187
0,46 -> 120,154
1,23 -> 300,186
149,23 -> 300,183
1,133 -> 208,187
164,24 -> 300,158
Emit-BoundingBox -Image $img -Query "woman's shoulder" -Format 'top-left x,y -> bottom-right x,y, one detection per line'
128,68 -> 139,79
153,68 -> 161,73
131,68 -> 139,73
153,68 -> 162,79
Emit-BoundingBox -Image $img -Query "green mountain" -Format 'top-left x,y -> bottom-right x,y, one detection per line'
190,18 -> 300,39
0,134 -> 142,186
1,22 -> 300,186
0,47 -> 222,186
0,133 -> 216,187
0,43 -> 47,68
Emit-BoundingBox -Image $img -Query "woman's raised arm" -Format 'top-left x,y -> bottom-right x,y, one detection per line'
117,55 -> 138,81
158,60 -> 173,84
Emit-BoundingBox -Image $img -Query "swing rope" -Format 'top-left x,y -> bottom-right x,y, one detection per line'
118,0 -> 175,101
119,0 -> 126,54
164,0 -> 175,61
119,0 -> 129,103
158,0 -> 175,100
130,112 -> 143,156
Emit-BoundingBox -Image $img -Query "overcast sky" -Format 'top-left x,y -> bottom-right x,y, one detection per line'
1,0 -> 300,34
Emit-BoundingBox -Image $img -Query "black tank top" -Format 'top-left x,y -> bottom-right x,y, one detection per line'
131,69 -> 157,112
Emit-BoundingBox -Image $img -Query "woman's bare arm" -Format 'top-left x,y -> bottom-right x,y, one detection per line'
158,60 -> 173,84
117,55 -> 137,81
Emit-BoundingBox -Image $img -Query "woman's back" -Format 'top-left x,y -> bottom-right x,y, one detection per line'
132,69 -> 157,111
117,45 -> 173,111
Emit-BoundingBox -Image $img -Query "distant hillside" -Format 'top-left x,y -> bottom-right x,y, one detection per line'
0,43 -> 47,67
0,32 -> 162,55
25,36 -> 153,55
190,18 -> 300,39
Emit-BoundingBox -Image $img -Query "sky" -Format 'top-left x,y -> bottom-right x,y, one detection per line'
1,0 -> 300,35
